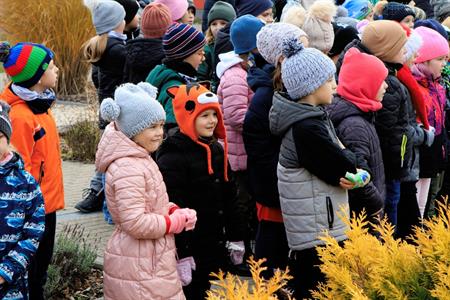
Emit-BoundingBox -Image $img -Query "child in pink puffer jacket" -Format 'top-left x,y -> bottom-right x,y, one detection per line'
95,82 -> 196,300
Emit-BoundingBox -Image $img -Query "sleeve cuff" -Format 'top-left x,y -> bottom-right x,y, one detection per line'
168,205 -> 180,215
164,215 -> 171,234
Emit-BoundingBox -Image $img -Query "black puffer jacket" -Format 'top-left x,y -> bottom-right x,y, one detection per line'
243,61 -> 281,208
156,131 -> 246,259
123,38 -> 165,84
327,96 -> 385,219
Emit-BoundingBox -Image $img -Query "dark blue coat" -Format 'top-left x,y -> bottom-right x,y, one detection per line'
243,61 -> 281,208
0,153 -> 45,299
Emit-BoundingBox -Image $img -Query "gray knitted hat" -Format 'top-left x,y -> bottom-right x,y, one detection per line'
84,0 -> 126,35
100,82 -> 166,138
257,22 -> 307,66
281,37 -> 336,99
0,101 -> 12,142
431,0 -> 450,21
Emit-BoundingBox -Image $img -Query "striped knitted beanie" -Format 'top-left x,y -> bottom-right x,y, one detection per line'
163,23 -> 206,61
0,42 -> 53,88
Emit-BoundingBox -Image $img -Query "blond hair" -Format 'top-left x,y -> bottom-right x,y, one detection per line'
205,27 -> 215,45
273,62 -> 283,92
82,34 -> 108,63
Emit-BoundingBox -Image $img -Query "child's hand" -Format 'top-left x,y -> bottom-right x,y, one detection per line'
182,208 -> 197,231
344,169 -> 371,189
339,177 -> 356,190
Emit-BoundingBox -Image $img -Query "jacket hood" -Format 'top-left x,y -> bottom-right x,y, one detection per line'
247,63 -> 274,91
95,123 -> 149,173
126,38 -> 164,69
0,152 -> 23,176
327,95 -> 367,127
146,64 -> 181,90
216,51 -> 243,78
269,92 -> 326,137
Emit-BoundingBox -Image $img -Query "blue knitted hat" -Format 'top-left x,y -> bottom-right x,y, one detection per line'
100,82 -> 166,138
231,15 -> 265,54
342,0 -> 373,20
281,38 -> 336,100
415,19 -> 449,40
163,23 -> 206,61
236,0 -> 273,17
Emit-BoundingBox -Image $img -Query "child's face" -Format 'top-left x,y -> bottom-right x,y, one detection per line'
376,80 -> 388,101
0,133 -> 8,157
126,14 -> 140,32
132,121 -> 164,153
257,8 -> 273,24
180,8 -> 195,25
210,19 -> 228,38
389,46 -> 407,64
424,56 -> 448,79
401,15 -> 415,29
311,77 -> 337,105
195,109 -> 218,138
39,60 -> 59,89
183,48 -> 205,70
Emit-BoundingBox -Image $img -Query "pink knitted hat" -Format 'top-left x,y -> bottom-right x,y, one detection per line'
154,0 -> 188,21
414,26 -> 449,63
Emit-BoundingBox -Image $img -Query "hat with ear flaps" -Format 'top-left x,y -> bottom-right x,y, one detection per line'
168,83 -> 229,181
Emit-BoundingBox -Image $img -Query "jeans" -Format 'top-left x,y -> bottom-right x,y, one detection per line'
89,170 -> 104,192
384,180 -> 401,226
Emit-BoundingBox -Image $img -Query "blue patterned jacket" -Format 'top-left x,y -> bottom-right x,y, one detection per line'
0,152 -> 45,300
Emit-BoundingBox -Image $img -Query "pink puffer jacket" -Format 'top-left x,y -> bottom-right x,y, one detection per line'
96,123 -> 185,300
217,63 -> 254,171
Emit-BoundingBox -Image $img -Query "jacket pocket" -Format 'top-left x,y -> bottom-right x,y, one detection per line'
38,161 -> 44,184
326,196 -> 334,230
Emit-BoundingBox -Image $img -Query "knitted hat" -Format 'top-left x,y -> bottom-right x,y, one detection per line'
141,3 -> 172,38
342,0 -> 373,20
168,83 -> 229,181
282,4 -> 307,28
337,47 -> 388,112
100,82 -> 166,138
0,101 -> 12,142
362,20 -> 407,62
84,0 -> 126,35
257,22 -> 306,65
163,23 -> 206,60
415,19 -> 449,40
414,26 -> 449,63
412,6 -> 426,20
431,0 -> 450,22
281,37 -> 336,99
382,2 -> 415,22
302,0 -> 337,53
154,0 -> 188,21
207,1 -> 236,26
187,0 -> 196,15
113,0 -> 139,24
328,23 -> 360,57
0,42 -> 54,88
237,0 -> 273,17
231,15 -> 265,54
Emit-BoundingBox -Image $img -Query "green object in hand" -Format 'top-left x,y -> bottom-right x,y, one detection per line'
345,170 -> 371,189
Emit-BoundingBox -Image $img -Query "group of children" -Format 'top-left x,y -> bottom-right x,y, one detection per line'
0,0 -> 448,299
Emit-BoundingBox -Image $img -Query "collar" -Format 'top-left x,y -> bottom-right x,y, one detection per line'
10,84 -> 56,114
108,31 -> 127,41
164,60 -> 198,80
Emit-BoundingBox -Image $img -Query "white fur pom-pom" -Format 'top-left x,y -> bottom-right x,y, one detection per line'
308,0 -> 337,23
137,82 -> 159,100
100,98 -> 120,122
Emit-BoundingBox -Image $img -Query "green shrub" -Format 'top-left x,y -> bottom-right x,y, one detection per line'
61,118 -> 101,163
0,0 -> 95,96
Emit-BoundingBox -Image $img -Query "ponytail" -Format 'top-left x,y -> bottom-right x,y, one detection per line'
273,62 -> 284,92
82,34 -> 108,63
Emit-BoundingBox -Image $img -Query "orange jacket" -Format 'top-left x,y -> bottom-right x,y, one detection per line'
1,85 -> 64,214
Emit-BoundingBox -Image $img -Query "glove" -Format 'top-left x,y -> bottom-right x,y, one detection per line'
227,241 -> 245,265
177,257 -> 196,286
166,209 -> 187,234
182,208 -> 197,231
345,169 -> 371,189
423,126 -> 435,147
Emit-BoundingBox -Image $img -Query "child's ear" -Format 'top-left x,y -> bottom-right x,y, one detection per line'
167,86 -> 180,98
198,81 -> 211,91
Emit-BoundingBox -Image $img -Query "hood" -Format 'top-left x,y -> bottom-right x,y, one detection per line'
95,123 -> 149,173
327,95 -> 365,127
269,92 -> 326,137
0,152 -> 23,176
0,84 -> 24,108
126,38 -> 164,69
247,63 -> 274,91
146,64 -> 181,90
216,51 -> 243,79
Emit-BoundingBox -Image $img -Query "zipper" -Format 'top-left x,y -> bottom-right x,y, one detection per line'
400,134 -> 407,168
326,197 -> 334,230
38,161 -> 44,184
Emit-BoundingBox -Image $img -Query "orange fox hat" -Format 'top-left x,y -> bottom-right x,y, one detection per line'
168,83 -> 229,181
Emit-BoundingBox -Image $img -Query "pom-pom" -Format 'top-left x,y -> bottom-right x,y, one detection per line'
282,37 -> 304,58
137,82 -> 158,100
100,98 -> 120,122
308,0 -> 337,23
83,0 -> 99,11
0,42 -> 11,63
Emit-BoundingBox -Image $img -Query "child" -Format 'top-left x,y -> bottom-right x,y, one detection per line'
342,0 -> 375,21
243,22 -> 304,277
123,2 -> 172,84
146,23 -> 206,134
412,26 -> 449,218
96,82 -> 196,300
156,83 -> 246,299
155,0 -> 189,22
327,48 -> 388,229
382,1 -> 416,28
180,0 -> 196,25
198,1 -> 236,92
0,42 -> 64,299
0,101 -> 45,300
202,0 -> 236,32
113,0 -> 140,39
269,37 -> 364,299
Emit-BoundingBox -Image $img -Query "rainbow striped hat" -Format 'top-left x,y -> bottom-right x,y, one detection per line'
0,42 -> 54,88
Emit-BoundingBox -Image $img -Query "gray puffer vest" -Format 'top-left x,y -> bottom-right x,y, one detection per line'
269,93 -> 349,251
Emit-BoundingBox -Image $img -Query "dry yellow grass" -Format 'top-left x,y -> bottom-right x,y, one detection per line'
0,0 -> 95,96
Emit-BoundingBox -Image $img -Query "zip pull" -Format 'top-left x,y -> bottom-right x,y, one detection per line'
326,197 -> 334,230
400,134 -> 407,168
